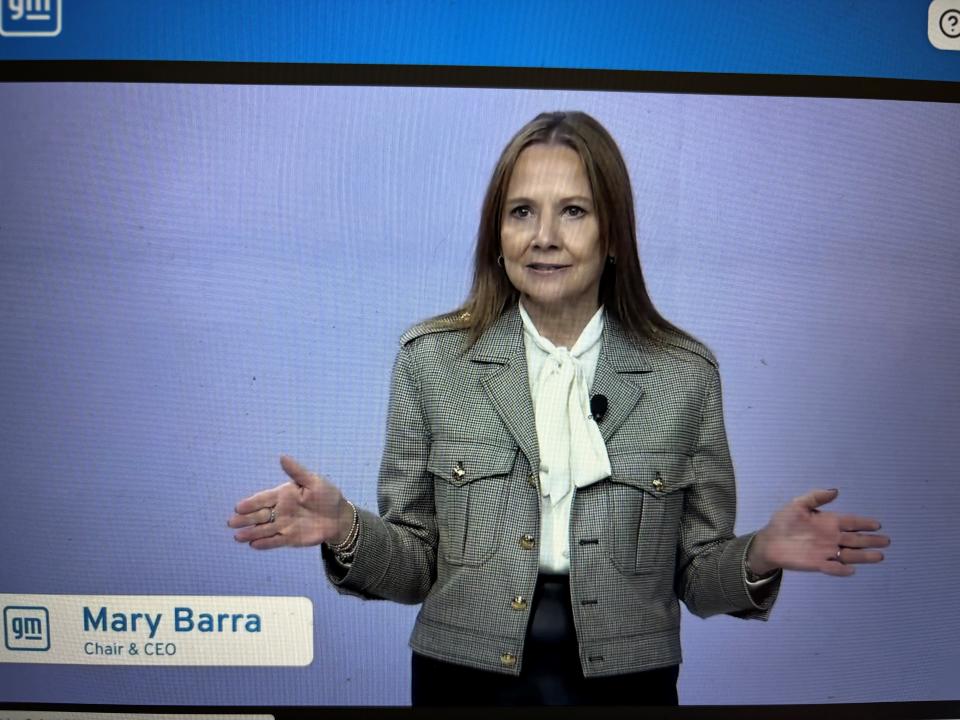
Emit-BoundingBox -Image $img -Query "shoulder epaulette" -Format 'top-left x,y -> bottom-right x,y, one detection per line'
657,331 -> 719,368
400,310 -> 471,346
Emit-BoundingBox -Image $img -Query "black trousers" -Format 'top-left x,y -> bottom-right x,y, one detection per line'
411,574 -> 679,706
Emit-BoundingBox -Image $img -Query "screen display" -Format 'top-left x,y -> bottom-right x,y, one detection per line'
2,4 -> 960,717
1,79 -> 958,708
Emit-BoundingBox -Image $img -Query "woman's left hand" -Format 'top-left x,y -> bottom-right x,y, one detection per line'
748,488 -> 890,577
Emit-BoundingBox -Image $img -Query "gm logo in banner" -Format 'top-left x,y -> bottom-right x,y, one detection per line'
3,606 -> 50,651
0,0 -> 62,37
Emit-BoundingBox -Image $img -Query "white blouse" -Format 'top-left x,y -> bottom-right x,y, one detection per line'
519,301 -> 609,573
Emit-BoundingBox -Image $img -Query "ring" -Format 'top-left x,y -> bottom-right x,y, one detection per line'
835,547 -> 843,563
268,506 -> 277,524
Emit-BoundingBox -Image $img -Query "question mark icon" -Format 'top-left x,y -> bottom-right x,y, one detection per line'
941,9 -> 960,37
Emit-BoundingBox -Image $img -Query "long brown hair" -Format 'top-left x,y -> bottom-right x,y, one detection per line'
436,111 -> 695,347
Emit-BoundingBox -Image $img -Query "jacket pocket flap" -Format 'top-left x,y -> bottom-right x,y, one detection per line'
608,451 -> 694,495
427,440 -> 518,486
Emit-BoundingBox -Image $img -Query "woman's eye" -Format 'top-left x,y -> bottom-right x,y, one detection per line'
510,206 -> 532,219
564,206 -> 586,218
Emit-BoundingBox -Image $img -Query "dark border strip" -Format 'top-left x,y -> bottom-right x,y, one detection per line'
1,60 -> 959,102
1,700 -> 960,720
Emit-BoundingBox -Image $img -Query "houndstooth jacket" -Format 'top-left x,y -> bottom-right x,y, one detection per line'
322,303 -> 781,677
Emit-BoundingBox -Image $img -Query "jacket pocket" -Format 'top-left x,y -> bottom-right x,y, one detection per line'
604,451 -> 695,575
428,439 -> 517,567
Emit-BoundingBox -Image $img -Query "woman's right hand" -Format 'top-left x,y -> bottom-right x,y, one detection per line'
227,455 -> 355,550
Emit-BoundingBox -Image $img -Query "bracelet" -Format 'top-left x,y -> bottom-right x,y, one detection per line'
334,543 -> 357,566
327,500 -> 359,553
745,563 -> 778,582
743,533 -> 778,581
333,525 -> 359,566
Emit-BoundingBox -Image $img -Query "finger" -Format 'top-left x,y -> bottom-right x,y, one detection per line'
838,531 -> 891,549
837,548 -> 885,564
837,514 -> 883,532
797,488 -> 839,510
280,455 -> 321,490
234,520 -> 284,544
250,534 -> 289,550
234,486 -> 281,515
819,560 -> 855,577
227,507 -> 275,529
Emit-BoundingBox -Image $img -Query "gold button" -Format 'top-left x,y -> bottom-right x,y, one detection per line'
511,596 -> 528,610
519,534 -> 536,550
652,471 -> 664,492
500,653 -> 517,667
527,472 -> 538,488
453,462 -> 465,479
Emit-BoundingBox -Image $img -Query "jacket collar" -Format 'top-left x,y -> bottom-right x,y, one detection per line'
471,304 -> 651,467
470,303 -> 525,365
471,303 -> 652,373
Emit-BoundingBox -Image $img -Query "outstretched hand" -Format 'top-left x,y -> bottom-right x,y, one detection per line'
748,489 -> 890,577
227,455 -> 354,550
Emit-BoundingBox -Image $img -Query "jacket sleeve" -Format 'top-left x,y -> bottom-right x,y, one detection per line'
674,365 -> 782,619
320,343 -> 437,604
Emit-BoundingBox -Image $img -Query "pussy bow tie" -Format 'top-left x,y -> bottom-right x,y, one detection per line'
523,322 -> 611,504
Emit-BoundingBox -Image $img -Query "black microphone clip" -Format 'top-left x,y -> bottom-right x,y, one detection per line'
590,394 -> 608,423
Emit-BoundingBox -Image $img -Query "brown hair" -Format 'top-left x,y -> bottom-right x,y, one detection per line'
435,111 -> 695,347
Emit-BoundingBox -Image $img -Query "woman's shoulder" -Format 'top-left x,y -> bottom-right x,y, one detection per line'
399,310 -> 472,350
651,329 -> 719,370
608,314 -> 718,371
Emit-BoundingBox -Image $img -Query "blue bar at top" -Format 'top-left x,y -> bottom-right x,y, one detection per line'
0,0 -> 958,83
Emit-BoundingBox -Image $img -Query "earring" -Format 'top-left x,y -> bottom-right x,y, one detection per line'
497,254 -> 504,267
607,255 -> 617,265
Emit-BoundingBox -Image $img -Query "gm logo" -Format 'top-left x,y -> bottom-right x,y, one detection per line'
0,0 -> 62,37
3,606 -> 50,651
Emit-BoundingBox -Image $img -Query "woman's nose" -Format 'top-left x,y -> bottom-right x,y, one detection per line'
533,216 -> 559,248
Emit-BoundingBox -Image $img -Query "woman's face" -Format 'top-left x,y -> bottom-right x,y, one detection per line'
500,143 -> 605,321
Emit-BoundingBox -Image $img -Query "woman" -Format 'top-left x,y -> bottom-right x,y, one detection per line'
227,111 -> 890,706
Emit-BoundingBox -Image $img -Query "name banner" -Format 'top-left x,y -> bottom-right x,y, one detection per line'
0,594 -> 313,666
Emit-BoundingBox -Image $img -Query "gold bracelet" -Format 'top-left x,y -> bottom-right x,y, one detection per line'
327,500 -> 359,553
333,525 -> 359,559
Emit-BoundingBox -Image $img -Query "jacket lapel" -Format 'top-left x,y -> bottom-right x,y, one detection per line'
589,317 -> 651,443
471,305 -> 653,466
472,306 -> 540,471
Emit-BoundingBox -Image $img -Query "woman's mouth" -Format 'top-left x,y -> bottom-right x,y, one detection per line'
527,263 -> 570,274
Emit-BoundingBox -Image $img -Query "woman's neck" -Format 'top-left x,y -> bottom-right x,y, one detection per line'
521,297 -> 601,349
